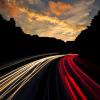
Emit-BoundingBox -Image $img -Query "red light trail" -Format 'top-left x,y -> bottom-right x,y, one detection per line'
58,54 -> 100,100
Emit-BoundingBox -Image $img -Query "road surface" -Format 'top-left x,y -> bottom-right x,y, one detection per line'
0,54 -> 100,100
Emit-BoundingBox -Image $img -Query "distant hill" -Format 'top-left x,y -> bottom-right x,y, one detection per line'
0,15 -> 66,64
65,11 -> 100,64
75,11 -> 100,64
1,11 -> 100,65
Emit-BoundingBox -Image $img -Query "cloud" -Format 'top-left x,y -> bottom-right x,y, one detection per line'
16,7 -> 85,34
27,0 -> 34,4
63,0 -> 96,24
0,0 -> 99,42
0,0 -> 19,17
47,1 -> 72,16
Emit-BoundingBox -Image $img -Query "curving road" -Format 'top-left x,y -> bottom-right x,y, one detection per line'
58,54 -> 100,100
0,54 -> 100,100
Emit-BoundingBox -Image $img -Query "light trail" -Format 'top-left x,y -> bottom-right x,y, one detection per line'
58,54 -> 100,100
0,54 -> 100,100
0,54 -> 64,99
0,53 -> 58,71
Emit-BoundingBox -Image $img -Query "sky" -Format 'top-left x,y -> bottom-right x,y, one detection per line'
0,0 -> 100,42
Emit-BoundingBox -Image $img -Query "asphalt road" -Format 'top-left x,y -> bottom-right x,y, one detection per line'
0,54 -> 100,100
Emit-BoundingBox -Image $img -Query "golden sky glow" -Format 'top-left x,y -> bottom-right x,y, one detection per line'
0,0 -> 99,42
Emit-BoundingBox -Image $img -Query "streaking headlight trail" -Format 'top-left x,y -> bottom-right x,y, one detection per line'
0,55 -> 64,99
0,54 -> 100,100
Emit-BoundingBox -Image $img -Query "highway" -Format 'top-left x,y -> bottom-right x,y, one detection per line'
0,54 -> 100,100
58,54 -> 100,100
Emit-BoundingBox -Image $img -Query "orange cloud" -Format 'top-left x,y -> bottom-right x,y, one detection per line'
27,0 -> 34,4
0,0 -> 19,17
8,4 -> 19,17
48,1 -> 72,16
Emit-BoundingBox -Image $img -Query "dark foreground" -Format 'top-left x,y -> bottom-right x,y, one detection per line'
0,54 -> 100,100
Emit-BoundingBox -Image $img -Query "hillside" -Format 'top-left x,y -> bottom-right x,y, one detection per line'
75,11 -> 100,64
0,15 -> 66,64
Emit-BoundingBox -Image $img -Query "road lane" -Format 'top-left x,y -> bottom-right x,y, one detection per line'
58,54 -> 100,100
0,54 -> 100,100
0,55 -> 64,99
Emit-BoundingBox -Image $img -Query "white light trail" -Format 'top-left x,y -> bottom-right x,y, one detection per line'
0,54 -> 64,99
